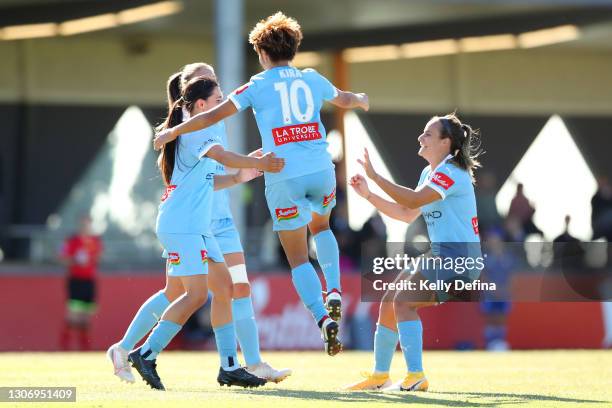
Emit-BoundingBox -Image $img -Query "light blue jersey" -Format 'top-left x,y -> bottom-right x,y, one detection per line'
417,155 -> 480,244
210,121 -> 233,221
155,126 -> 222,235
417,155 -> 482,301
228,66 -> 337,186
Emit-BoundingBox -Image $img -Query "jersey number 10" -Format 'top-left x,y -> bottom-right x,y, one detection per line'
274,80 -> 315,124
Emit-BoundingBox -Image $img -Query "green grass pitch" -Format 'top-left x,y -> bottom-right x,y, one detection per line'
2,351 -> 611,407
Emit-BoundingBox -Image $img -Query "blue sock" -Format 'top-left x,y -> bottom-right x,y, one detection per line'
214,322 -> 240,371
373,324 -> 399,373
397,320 -> 424,372
313,230 -> 341,293
119,291 -> 170,350
232,296 -> 261,366
140,320 -> 182,360
291,262 -> 328,323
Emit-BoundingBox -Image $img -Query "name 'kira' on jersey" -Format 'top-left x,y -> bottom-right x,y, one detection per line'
279,69 -> 302,79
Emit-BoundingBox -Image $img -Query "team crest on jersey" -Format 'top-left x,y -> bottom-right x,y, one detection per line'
201,250 -> 208,264
431,172 -> 455,190
471,217 -> 479,235
161,185 -> 177,202
323,188 -> 336,207
168,252 -> 181,265
276,206 -> 299,221
235,83 -> 250,95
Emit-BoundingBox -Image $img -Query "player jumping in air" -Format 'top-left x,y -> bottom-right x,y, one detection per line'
107,63 -> 291,384
346,113 -> 483,391
154,12 -> 369,356
113,77 -> 284,390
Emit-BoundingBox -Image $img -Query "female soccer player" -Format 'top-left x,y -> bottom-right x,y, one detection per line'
123,77 -> 284,390
346,113 -> 483,391
154,12 -> 369,356
108,63 -> 291,384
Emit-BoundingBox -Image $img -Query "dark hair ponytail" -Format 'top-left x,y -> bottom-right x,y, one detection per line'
157,99 -> 184,186
156,75 -> 219,186
155,72 -> 183,186
167,72 -> 182,110
437,113 -> 483,182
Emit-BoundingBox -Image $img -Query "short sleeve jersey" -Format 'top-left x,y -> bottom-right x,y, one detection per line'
417,156 -> 480,244
155,124 -> 222,235
228,66 -> 337,185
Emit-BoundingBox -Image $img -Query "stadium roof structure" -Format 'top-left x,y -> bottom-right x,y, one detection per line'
1,0 -> 612,51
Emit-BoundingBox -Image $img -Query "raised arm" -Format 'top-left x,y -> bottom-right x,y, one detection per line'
349,174 -> 420,223
358,148 -> 440,209
329,90 -> 369,111
154,99 -> 238,150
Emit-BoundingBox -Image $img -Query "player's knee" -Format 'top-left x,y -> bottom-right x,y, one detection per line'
309,220 -> 330,236
393,298 -> 420,313
378,300 -> 395,318
212,282 -> 233,303
233,282 -> 251,298
184,289 -> 208,309
162,287 -> 183,302
381,290 -> 395,304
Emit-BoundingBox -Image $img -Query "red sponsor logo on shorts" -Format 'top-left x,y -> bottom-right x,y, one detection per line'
323,188 -> 336,208
168,252 -> 181,265
431,172 -> 455,190
161,185 -> 177,202
472,217 -> 479,235
201,250 -> 208,264
235,83 -> 249,95
272,122 -> 321,146
276,206 -> 299,221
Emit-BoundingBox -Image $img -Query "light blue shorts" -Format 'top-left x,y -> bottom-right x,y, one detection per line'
265,168 -> 337,231
211,218 -> 244,255
420,243 -> 483,303
157,233 -> 224,277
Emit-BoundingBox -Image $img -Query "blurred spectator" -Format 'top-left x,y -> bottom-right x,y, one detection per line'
480,230 -> 515,351
508,183 -> 542,236
553,215 -> 585,271
591,175 -> 612,241
329,198 -> 359,271
476,172 -> 502,236
502,216 -> 526,242
58,215 -> 103,350
357,212 -> 387,268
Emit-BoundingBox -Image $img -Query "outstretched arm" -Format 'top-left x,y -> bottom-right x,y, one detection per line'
213,147 -> 264,190
154,99 -> 238,150
358,148 -> 441,209
329,90 -> 369,111
214,168 -> 262,191
371,174 -> 440,210
349,174 -> 420,223
206,145 -> 284,173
